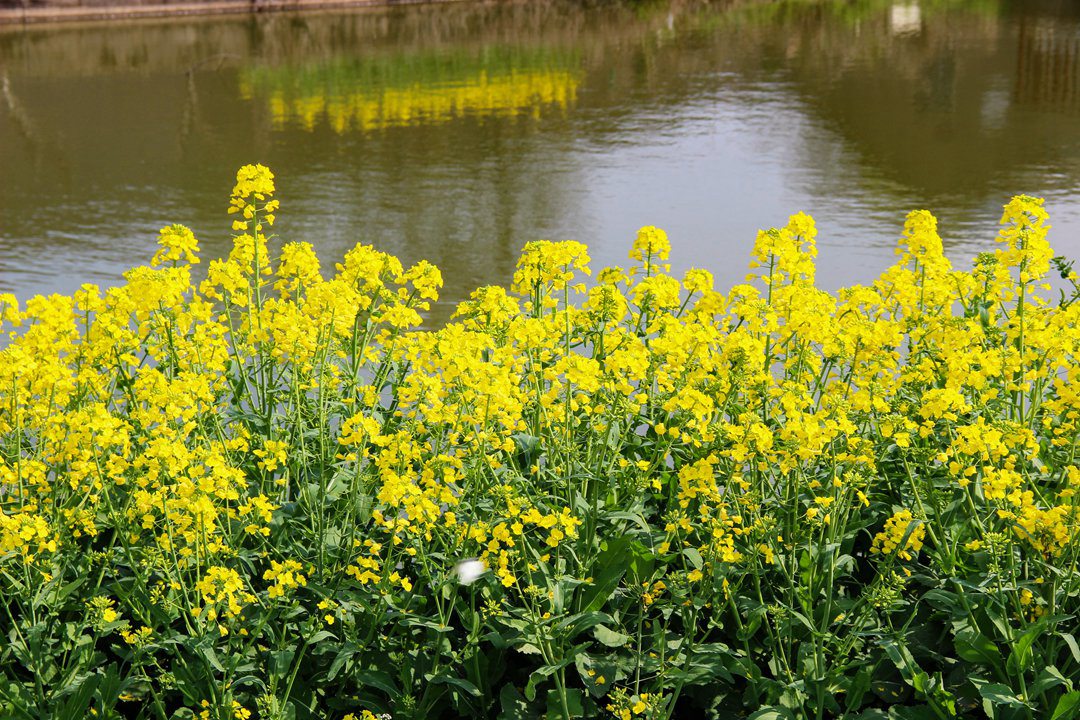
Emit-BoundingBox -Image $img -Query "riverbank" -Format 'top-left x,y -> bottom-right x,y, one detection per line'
0,0 -> 460,26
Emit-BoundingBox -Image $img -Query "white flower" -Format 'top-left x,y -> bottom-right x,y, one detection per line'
454,559 -> 486,585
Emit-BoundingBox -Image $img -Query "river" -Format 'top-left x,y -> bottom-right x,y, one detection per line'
2,0 -> 1079,321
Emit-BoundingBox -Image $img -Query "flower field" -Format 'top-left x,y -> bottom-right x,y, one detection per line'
1,165 -> 1079,720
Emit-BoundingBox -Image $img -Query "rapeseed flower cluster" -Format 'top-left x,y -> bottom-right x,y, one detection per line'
0,168 -> 1078,719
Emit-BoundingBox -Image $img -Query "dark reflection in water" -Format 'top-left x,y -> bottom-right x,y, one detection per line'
1,0 -> 1079,322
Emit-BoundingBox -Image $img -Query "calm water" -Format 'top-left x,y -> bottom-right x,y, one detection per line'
2,0 -> 1080,321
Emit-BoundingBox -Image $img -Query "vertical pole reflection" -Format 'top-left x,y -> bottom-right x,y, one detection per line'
1014,12 -> 1079,111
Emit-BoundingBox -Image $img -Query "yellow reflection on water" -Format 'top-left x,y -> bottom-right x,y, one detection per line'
241,69 -> 580,133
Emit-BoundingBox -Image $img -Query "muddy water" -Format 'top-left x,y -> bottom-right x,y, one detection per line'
1,0 -> 1079,321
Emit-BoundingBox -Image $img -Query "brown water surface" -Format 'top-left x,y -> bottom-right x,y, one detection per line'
2,0 -> 1079,320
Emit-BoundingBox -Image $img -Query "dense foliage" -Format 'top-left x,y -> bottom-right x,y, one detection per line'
1,166 -> 1079,720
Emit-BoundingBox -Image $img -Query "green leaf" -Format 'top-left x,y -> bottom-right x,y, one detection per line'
325,470 -> 350,501
574,653 -> 617,699
1008,632 -> 1037,677
1006,614 -> 1067,677
557,611 -> 613,639
0,680 -> 36,719
920,589 -> 960,613
953,627 -> 1003,667
55,671 -> 99,716
516,643 -> 544,655
353,670 -> 397,697
747,707 -> 796,720
1061,634 -> 1080,664
668,642 -> 735,686
880,637 -> 921,685
605,512 -> 652,535
95,666 -> 123,713
1031,666 -> 1068,697
327,646 -> 356,682
578,537 -> 631,612
593,625 -> 629,648
511,433 -> 541,470
399,616 -> 454,632
737,603 -> 764,641
845,665 -> 873,711
41,577 -> 86,607
628,541 -> 656,584
483,630 -> 509,650
268,649 -> 295,676
786,609 -> 816,635
426,674 -> 481,697
887,707 -> 938,720
682,547 -> 703,569
975,682 -> 1025,708
1052,692 -> 1080,720
199,644 -> 225,673
525,659 -> 578,702
499,684 -> 537,720
306,630 -> 335,644
546,688 -> 584,719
